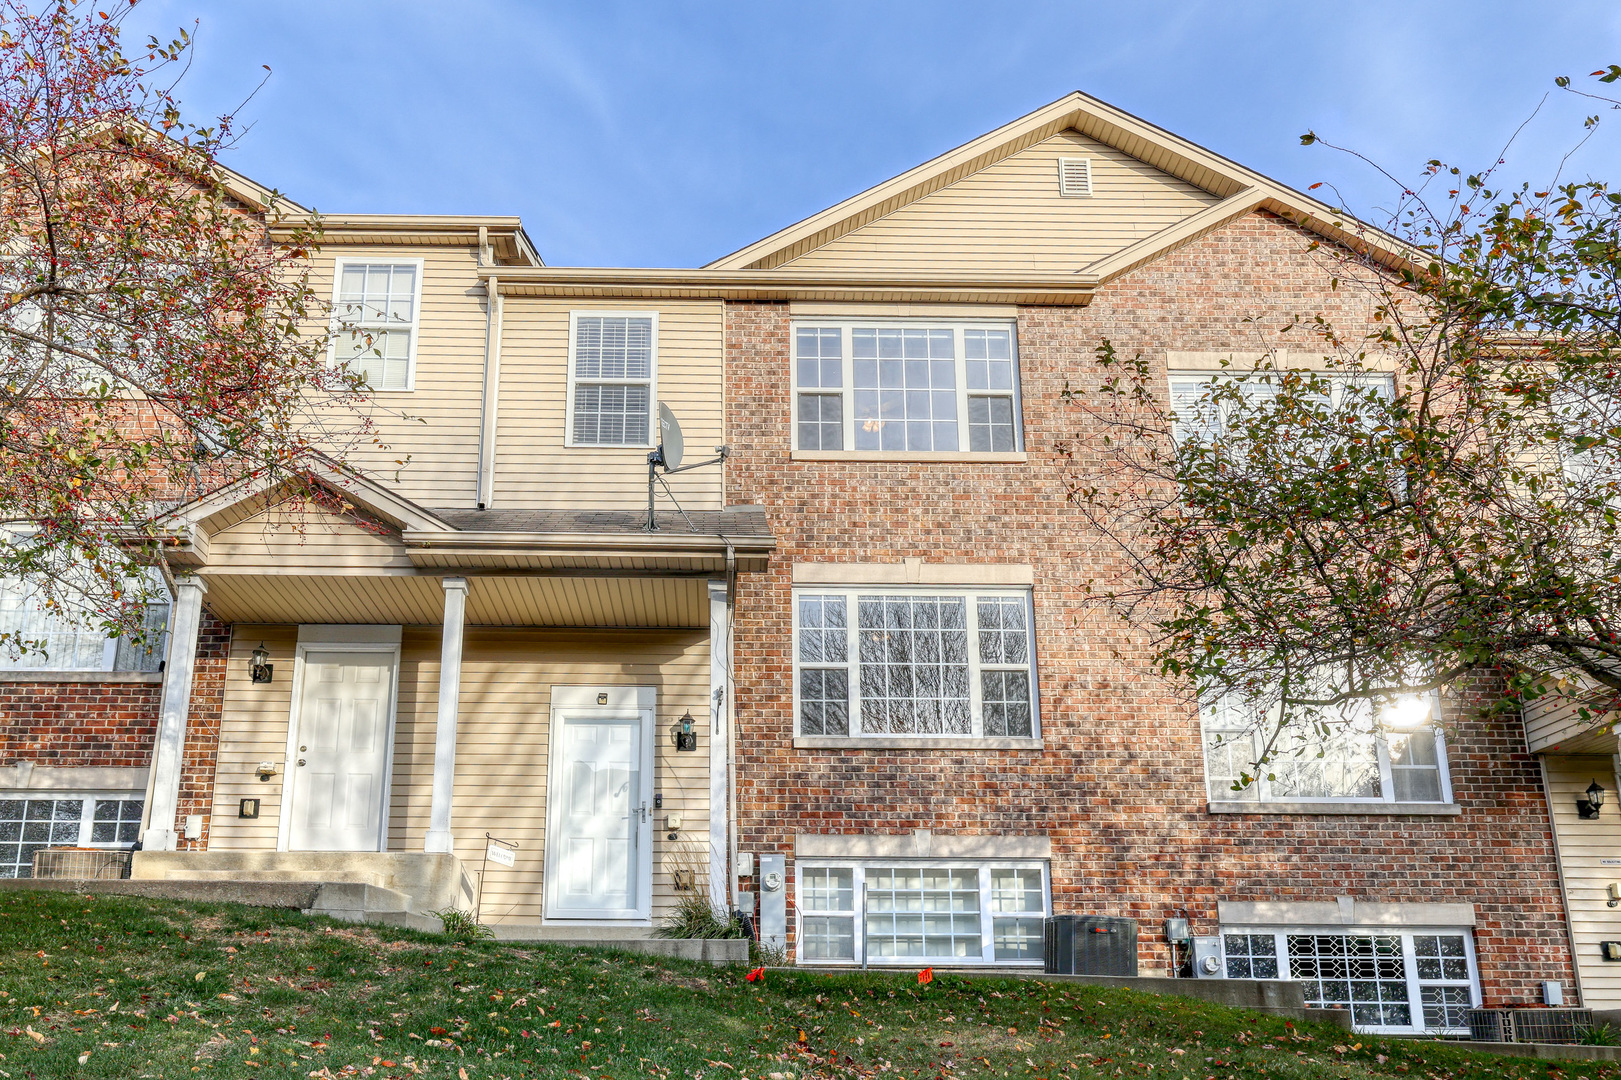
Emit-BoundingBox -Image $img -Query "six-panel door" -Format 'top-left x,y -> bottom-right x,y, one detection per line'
546,713 -> 649,918
287,651 -> 395,851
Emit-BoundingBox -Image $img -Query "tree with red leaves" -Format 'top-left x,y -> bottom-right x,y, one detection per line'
0,0 -> 370,659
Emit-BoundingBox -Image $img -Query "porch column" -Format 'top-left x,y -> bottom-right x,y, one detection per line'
708,579 -> 730,906
424,576 -> 468,854
142,576 -> 207,851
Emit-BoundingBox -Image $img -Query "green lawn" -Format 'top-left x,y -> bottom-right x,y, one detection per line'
0,889 -> 1609,1080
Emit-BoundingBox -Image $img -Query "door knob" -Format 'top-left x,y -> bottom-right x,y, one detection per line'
297,759 -> 306,767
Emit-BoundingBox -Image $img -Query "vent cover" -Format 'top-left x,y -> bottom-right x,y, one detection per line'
1058,157 -> 1093,197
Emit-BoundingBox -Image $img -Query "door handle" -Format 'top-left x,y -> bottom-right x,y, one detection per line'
297,759 -> 306,767
637,803 -> 648,823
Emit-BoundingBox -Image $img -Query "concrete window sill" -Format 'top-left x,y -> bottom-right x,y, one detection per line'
1207,800 -> 1463,816
0,670 -> 163,684
794,736 -> 1043,751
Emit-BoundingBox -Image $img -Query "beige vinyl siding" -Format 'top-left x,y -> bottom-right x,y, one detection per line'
1524,692 -> 1617,754
306,245 -> 489,510
207,502 -> 416,575
1545,755 -> 1621,1007
492,298 -> 724,512
208,626 -> 712,924
209,627 -> 299,850
782,130 -> 1218,273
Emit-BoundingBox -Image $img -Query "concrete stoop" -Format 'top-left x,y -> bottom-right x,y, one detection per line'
130,851 -> 473,915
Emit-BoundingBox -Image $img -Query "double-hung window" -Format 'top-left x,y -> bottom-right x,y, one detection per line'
793,321 -> 1021,453
797,862 -> 1048,965
795,588 -> 1037,739
1220,928 -> 1477,1034
568,313 -> 657,446
1202,691 -> 1451,806
331,261 -> 422,391
0,579 -> 168,673
0,795 -> 145,877
1167,369 -> 1395,445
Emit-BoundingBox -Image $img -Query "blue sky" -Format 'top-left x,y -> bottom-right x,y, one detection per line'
124,1 -> 1621,268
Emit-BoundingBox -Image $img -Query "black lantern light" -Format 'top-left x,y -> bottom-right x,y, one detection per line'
1579,780 -> 1607,819
671,710 -> 697,752
250,643 -> 274,684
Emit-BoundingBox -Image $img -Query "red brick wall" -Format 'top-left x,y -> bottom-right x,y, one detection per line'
723,210 -> 1576,1005
0,680 -> 160,767
174,611 -> 230,850
0,609 -> 232,852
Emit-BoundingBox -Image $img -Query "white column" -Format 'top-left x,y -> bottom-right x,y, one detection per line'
142,576 -> 207,852
424,577 -> 468,854
708,579 -> 730,907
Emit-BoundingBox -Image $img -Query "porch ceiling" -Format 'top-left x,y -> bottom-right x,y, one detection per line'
200,573 -> 710,628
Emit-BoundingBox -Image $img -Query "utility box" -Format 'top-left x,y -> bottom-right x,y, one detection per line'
1044,916 -> 1138,977
1191,935 -> 1224,978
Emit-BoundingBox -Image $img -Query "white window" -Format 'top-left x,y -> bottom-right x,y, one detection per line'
793,321 -> 1021,453
1167,370 -> 1394,446
0,580 -> 168,673
794,588 -> 1037,739
1220,928 -> 1477,1034
567,312 -> 657,447
330,260 -> 423,391
1202,691 -> 1451,805
0,796 -> 145,877
797,862 -> 1048,965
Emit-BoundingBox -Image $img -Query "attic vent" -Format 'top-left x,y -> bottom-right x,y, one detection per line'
1058,157 -> 1093,197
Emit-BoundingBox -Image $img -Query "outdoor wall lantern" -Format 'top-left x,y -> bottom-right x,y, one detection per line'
671,711 -> 697,752
1578,780 -> 1607,820
250,643 -> 274,684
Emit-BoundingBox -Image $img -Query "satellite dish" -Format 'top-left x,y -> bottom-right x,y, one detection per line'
658,402 -> 684,471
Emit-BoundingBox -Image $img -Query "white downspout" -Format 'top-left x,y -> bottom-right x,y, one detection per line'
725,541 -> 740,910
476,262 -> 503,509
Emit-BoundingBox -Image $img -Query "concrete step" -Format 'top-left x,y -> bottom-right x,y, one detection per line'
305,882 -> 415,915
163,869 -> 389,888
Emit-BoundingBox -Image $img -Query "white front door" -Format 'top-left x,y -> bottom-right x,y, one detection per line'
545,688 -> 654,920
287,650 -> 396,851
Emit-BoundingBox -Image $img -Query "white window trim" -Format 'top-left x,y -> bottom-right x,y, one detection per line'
327,257 -> 426,393
1219,924 -> 1480,1036
564,310 -> 660,449
794,859 -> 1050,967
1201,698 -> 1454,809
792,585 -> 1039,742
790,318 -> 1023,455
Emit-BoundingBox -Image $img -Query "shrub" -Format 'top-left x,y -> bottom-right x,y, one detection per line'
431,908 -> 493,942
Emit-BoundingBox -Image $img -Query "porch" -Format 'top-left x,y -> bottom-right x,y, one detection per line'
141,479 -> 771,936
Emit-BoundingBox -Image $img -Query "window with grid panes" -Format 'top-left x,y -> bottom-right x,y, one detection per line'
793,322 -> 1021,453
332,262 -> 419,390
569,314 -> 655,445
1202,688 -> 1449,805
795,862 -> 1048,965
1222,933 -> 1280,979
0,796 -> 144,877
1289,934 -> 1411,1028
0,579 -> 168,672
794,588 -> 1037,739
1219,929 -> 1477,1034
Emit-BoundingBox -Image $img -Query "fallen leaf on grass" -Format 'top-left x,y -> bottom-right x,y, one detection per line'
77,1052 -> 90,1065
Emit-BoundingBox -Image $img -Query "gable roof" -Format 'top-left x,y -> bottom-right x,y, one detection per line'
706,90 -> 1416,282
159,460 -> 456,540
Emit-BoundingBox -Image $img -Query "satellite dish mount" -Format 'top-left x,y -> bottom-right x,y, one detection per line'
646,401 -> 727,531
